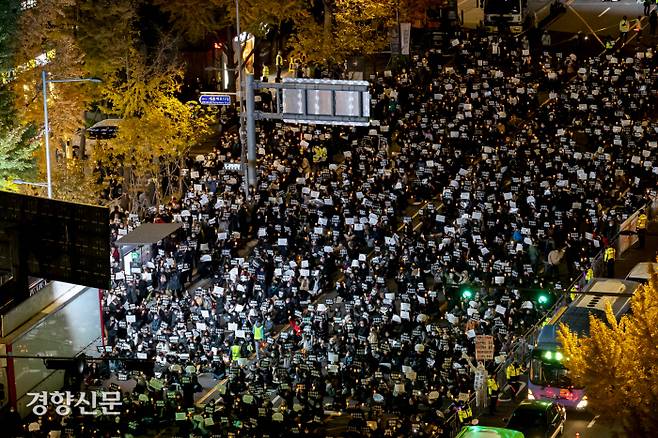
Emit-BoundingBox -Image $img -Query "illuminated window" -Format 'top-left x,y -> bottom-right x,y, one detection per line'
21,0 -> 37,10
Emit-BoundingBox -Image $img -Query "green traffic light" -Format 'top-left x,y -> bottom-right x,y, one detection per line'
538,294 -> 549,305
462,290 -> 473,300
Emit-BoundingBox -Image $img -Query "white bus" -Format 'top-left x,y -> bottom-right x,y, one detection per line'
528,278 -> 641,408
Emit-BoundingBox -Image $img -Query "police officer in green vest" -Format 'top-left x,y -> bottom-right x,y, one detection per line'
487,375 -> 499,414
604,245 -> 616,277
636,209 -> 648,249
275,51 -> 284,80
231,341 -> 241,361
457,401 -> 473,424
253,320 -> 264,359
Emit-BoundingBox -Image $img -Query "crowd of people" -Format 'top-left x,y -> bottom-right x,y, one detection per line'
12,28 -> 658,438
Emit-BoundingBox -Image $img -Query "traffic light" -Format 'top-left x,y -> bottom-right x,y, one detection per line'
537,293 -> 549,305
462,289 -> 473,300
542,350 -> 563,362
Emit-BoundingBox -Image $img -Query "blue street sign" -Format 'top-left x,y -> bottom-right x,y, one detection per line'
199,93 -> 231,105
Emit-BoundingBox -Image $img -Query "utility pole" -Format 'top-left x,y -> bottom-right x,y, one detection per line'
235,0 -> 250,199
245,74 -> 257,188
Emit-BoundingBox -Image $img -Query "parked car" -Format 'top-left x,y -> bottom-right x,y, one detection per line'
506,400 -> 566,438
456,425 -> 525,438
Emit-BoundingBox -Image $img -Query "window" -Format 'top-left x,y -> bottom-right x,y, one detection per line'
21,0 -> 36,10
507,408 -> 546,431
484,0 -> 521,15
530,358 -> 578,388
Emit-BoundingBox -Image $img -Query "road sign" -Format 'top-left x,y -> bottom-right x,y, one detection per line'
256,78 -> 371,127
199,93 -> 231,106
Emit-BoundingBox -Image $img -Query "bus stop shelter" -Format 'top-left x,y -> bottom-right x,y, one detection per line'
115,223 -> 182,276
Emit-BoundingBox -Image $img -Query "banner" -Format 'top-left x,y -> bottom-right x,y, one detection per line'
400,23 -> 411,55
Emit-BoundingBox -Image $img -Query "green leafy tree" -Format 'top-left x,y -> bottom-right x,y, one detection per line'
76,0 -> 138,78
0,124 -> 39,189
558,268 -> 658,436
1,0 -> 25,127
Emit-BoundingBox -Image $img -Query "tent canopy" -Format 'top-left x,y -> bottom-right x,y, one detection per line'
116,223 -> 182,246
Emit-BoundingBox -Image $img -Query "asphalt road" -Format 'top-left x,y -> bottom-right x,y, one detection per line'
549,0 -> 652,39
478,383 -> 623,438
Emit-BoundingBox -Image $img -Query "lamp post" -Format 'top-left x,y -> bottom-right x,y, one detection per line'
235,0 -> 250,200
12,179 -> 48,188
41,69 -> 101,199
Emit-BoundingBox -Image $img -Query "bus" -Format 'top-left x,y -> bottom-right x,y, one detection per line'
625,262 -> 658,283
527,278 -> 641,409
483,0 -> 529,33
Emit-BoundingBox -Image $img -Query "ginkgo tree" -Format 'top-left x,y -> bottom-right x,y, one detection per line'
290,0 -> 397,63
98,42 -> 214,212
558,268 -> 658,436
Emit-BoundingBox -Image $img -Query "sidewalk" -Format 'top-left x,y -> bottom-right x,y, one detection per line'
613,220 -> 658,277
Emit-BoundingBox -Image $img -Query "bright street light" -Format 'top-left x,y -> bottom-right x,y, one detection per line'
12,179 -> 48,188
42,69 -> 102,199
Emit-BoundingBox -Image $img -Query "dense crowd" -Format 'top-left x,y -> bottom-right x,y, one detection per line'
12,30 -> 658,438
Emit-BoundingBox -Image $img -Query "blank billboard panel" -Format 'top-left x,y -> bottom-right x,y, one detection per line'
282,89 -> 304,114
334,91 -> 361,117
306,90 -> 333,116
276,78 -> 370,127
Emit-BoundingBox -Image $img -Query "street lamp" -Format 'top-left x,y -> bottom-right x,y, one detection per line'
41,69 -> 101,199
12,179 -> 48,188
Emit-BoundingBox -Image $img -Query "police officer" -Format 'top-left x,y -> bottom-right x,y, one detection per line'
275,51 -> 284,80
585,266 -> 594,283
231,341 -> 241,362
487,375 -> 499,414
619,16 -> 630,42
506,361 -> 523,397
288,55 -> 295,74
457,401 -> 473,424
604,245 -> 616,277
636,209 -> 648,249
262,64 -> 270,82
253,320 -> 264,359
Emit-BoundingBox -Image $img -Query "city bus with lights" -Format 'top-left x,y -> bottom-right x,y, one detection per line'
527,278 -> 641,409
